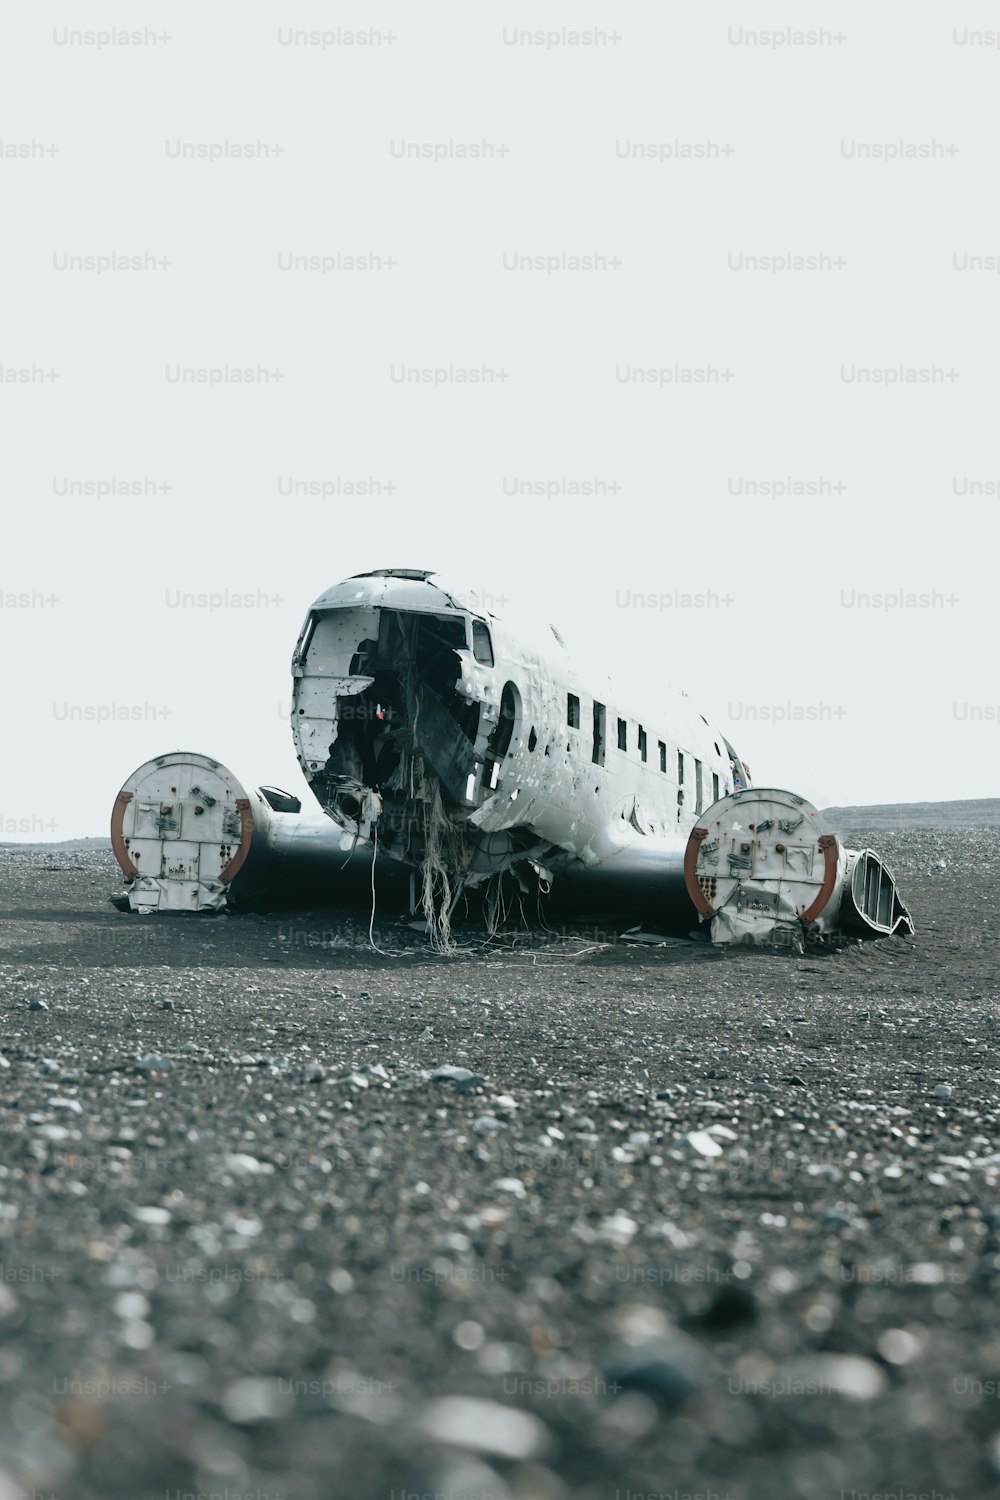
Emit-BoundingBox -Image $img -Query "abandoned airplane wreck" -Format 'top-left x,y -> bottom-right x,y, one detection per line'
111,569 -> 913,949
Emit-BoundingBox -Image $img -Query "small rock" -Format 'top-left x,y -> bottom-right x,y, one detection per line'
112,1291 -> 149,1320
224,1153 -> 274,1177
222,1376 -> 293,1424
649,1221 -> 692,1250
933,1083 -> 952,1100
685,1131 -> 723,1158
453,1075 -> 485,1096
494,1178 -> 526,1199
131,1205 -> 171,1226
414,1397 -> 551,1460
432,1232 -> 471,1253
602,1333 -> 711,1408
28,999 -> 48,1012
138,1054 -> 173,1073
909,1262 -> 945,1284
808,1164 -> 842,1183
694,1283 -> 757,1330
778,1353 -> 886,1400
597,1213 -> 639,1248
431,1065 -> 479,1086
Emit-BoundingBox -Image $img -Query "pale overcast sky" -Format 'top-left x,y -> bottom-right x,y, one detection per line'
3,4 -> 997,838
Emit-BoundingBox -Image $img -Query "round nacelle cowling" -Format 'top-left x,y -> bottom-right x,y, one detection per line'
110,751 -> 409,915
111,752 -> 257,912
684,787 -> 912,946
684,788 -> 843,946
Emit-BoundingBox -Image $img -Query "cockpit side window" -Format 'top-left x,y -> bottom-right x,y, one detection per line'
472,620 -> 495,666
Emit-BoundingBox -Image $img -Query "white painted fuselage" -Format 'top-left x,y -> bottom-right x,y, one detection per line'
290,571 -> 749,896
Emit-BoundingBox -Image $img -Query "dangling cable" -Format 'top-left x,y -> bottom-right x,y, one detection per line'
368,819 -> 387,954
338,828 -> 360,870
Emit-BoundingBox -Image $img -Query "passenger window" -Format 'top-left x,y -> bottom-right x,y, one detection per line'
593,702 -> 606,765
695,759 -> 703,814
567,693 -> 581,729
658,741 -> 667,773
638,726 -> 647,762
617,717 -> 627,751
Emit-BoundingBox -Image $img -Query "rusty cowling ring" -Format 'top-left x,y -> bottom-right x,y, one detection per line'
799,833 -> 840,925
110,790 -> 138,879
219,797 -> 255,884
683,825 -> 715,917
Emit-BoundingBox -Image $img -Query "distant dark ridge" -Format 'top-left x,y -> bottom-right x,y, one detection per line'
0,837 -> 112,850
3,800 -> 1000,847
823,799 -> 1000,830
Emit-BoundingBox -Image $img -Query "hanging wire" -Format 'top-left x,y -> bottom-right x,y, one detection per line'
367,820 -> 387,954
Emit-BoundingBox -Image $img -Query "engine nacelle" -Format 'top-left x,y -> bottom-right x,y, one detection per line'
684,788 -> 913,948
110,751 -> 378,913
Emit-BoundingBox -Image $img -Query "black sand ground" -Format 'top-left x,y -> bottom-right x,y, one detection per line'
0,820 -> 998,1500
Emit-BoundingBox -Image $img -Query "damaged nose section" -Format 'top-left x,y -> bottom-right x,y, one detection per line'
290,571 -> 522,946
683,788 -> 913,949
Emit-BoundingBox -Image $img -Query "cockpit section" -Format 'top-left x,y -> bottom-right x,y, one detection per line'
323,609 -> 481,805
290,575 -> 520,890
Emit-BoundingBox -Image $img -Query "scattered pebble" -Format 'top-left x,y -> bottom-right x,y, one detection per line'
414,1397 -> 551,1460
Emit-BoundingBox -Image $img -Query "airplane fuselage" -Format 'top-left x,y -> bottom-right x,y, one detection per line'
290,571 -> 748,896
111,568 -> 912,947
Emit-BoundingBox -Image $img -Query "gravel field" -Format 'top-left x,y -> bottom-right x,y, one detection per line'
1,822 -> 999,1500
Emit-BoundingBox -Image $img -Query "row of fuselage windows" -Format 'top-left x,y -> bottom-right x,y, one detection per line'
566,693 -> 721,814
